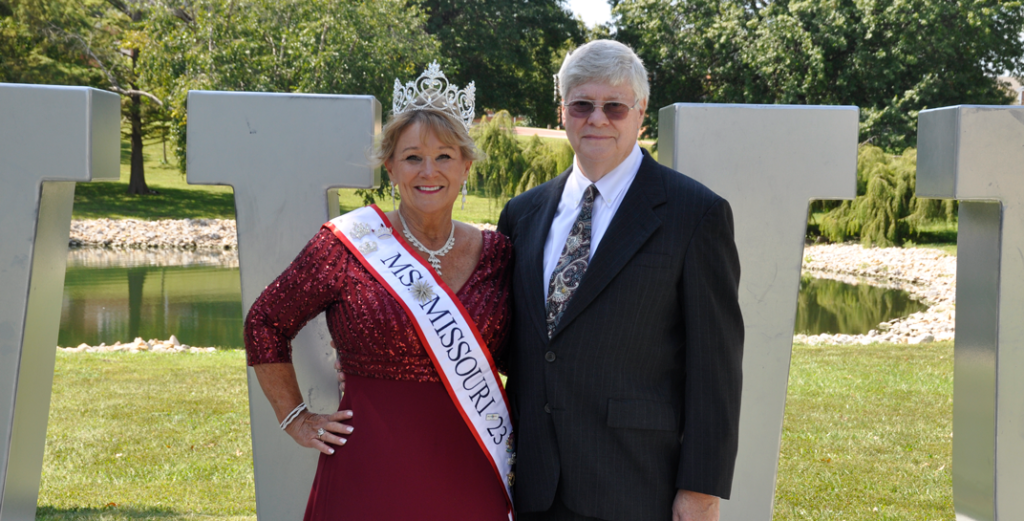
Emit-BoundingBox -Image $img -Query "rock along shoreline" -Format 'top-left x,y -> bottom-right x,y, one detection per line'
67,219 -> 954,348
68,218 -> 498,251
58,335 -> 217,354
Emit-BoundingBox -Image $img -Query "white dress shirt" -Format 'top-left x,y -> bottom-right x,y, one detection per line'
543,143 -> 643,300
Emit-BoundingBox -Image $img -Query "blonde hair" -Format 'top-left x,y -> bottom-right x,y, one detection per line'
372,107 -> 480,167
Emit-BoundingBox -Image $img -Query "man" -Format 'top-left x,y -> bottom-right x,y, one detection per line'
496,40 -> 744,521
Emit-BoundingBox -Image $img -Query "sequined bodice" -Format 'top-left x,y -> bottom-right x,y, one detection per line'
244,227 -> 512,382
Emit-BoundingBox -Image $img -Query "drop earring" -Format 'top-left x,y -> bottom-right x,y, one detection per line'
461,180 -> 468,210
391,181 -> 396,211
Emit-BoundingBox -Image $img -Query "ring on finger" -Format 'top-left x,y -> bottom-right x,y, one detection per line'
317,427 -> 326,440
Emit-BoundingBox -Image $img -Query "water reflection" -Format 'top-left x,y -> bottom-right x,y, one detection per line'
794,275 -> 929,336
58,250 -> 931,347
58,250 -> 243,349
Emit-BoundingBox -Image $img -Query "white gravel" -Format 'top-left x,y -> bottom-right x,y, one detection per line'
69,218 -> 497,251
70,218 -> 237,250
58,335 -> 217,354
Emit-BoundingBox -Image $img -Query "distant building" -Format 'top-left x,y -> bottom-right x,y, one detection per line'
998,76 -> 1024,105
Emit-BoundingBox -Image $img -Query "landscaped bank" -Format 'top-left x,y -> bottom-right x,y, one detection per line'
68,219 -> 954,346
798,244 -> 955,346
68,218 -> 498,250
70,218 -> 238,250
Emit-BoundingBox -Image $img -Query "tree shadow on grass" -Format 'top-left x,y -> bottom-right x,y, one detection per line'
72,183 -> 236,221
37,505 -> 181,520
914,227 -> 957,245
37,506 -> 254,520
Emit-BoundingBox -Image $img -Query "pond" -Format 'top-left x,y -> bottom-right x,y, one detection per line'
793,274 -> 929,336
58,249 -> 243,349
57,250 -> 931,348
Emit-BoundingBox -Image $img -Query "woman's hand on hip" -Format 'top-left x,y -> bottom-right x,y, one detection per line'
285,409 -> 354,455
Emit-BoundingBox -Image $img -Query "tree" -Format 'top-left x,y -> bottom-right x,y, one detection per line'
469,111 -> 576,211
615,0 -> 1024,150
518,134 -> 573,193
104,0 -> 168,195
0,0 -> 104,86
415,0 -> 585,128
5,0 -> 170,194
470,111 -> 527,204
144,0 -> 442,186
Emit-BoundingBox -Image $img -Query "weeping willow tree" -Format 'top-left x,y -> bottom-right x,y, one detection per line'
469,111 -> 525,205
470,110 -> 575,206
819,145 -> 956,247
517,135 -> 574,193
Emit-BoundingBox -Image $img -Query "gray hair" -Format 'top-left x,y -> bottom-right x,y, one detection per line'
558,40 -> 650,104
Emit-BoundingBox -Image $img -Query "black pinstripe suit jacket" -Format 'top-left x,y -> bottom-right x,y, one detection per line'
496,150 -> 744,521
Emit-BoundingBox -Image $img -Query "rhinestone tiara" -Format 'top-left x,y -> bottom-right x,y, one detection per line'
392,61 -> 475,130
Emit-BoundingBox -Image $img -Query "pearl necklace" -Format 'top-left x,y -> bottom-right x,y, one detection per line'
397,209 -> 455,275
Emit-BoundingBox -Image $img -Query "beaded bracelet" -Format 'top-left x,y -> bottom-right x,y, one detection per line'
280,402 -> 307,431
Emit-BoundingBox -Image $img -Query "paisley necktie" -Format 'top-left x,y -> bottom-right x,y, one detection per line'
545,184 -> 598,337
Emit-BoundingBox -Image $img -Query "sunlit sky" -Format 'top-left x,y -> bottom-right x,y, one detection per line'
567,0 -> 612,27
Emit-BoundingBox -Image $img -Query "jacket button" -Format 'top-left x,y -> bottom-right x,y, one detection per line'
544,403 -> 552,413
545,351 -> 556,362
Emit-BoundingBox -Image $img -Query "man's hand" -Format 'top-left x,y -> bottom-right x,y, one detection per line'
672,490 -> 719,521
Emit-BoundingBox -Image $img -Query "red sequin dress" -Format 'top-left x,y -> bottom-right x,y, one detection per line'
244,223 -> 513,521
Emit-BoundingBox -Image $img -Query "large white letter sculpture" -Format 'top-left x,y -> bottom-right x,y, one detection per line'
916,105 -> 1024,521
0,84 -> 119,520
186,91 -> 380,520
659,104 -> 859,520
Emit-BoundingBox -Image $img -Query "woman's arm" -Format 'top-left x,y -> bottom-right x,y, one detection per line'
253,362 -> 352,454
244,228 -> 354,453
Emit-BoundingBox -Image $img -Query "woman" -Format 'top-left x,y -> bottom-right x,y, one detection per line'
244,65 -> 514,520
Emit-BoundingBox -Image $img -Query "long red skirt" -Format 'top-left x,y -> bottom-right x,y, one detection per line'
303,374 -> 509,520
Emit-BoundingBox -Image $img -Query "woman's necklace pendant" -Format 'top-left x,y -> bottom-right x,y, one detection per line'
427,255 -> 442,274
398,209 -> 455,277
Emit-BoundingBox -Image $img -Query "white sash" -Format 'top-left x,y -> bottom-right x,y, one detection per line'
326,205 -> 515,518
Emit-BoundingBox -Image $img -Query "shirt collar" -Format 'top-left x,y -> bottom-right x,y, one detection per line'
564,143 -> 643,209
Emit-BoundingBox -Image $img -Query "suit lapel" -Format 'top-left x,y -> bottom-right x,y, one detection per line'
518,171 -> 569,343
550,152 -> 668,338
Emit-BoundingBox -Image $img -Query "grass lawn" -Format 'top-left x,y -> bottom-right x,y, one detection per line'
905,220 -> 958,255
38,342 -> 953,520
775,341 -> 953,520
38,351 -> 255,520
807,210 -> 958,254
72,141 -> 237,221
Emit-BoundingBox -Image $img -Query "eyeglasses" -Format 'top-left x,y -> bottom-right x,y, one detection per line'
563,99 -> 639,120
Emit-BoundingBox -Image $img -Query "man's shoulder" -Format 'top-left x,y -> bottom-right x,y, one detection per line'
638,153 -> 727,211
